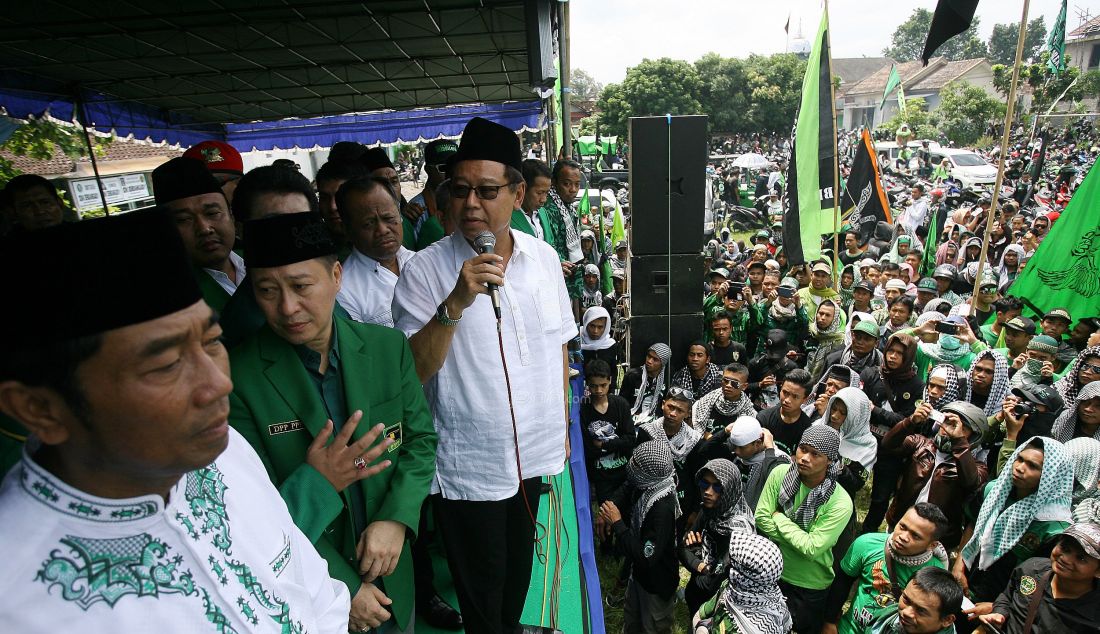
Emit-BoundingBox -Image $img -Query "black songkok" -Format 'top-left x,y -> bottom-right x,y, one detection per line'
152,157 -> 223,205
3,210 -> 201,347
243,212 -> 336,268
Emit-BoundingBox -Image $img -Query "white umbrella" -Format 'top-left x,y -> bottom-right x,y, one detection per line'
733,152 -> 771,169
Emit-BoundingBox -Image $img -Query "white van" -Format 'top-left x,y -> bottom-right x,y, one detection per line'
928,148 -> 998,189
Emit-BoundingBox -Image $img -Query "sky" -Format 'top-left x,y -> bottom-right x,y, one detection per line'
570,0 -> 1096,85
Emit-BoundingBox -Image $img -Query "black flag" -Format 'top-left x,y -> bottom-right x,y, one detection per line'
921,0 -> 980,65
840,128 -> 892,245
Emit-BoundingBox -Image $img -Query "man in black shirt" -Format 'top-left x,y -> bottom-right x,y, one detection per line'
710,312 -> 747,366
981,523 -> 1100,634
580,359 -> 637,503
756,369 -> 814,456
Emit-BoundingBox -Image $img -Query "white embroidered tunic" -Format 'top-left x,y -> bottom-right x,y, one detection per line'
0,429 -> 349,633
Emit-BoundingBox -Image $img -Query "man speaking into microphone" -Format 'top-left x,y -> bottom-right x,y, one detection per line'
392,117 -> 577,634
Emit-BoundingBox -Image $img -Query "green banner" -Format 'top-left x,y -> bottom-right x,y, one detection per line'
880,65 -> 900,110
1009,162 -> 1100,320
782,10 -> 836,265
1047,0 -> 1068,75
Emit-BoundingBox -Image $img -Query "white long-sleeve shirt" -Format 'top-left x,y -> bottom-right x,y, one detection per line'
0,429 -> 349,633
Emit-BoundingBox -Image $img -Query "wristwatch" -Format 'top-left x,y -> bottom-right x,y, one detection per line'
435,301 -> 461,327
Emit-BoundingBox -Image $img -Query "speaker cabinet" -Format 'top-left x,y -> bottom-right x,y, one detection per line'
629,254 -> 704,316
628,115 -> 708,256
524,0 -> 557,90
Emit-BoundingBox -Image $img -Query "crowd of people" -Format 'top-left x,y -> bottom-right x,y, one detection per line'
0,112 -> 1099,634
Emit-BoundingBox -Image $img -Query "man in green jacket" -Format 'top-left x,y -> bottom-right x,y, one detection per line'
756,424 -> 854,634
228,212 -> 437,633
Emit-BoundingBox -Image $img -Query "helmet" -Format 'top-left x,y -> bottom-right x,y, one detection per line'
933,264 -> 957,280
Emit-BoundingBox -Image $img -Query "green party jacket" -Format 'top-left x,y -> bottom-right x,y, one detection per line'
228,316 -> 437,630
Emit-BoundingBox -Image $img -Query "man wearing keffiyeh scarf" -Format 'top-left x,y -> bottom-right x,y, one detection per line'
539,161 -> 584,304
957,437 -> 1073,603
672,341 -> 723,400
597,439 -> 681,633
692,533 -> 793,634
623,343 -> 671,424
805,299 -> 848,382
966,349 -> 1010,418
691,364 -> 755,436
679,459 -> 756,616
1054,345 -> 1100,404
1051,381 -> 1100,443
755,425 -> 854,634
1067,438 -> 1100,523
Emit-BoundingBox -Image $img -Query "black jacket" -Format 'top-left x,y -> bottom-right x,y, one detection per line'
611,493 -> 679,598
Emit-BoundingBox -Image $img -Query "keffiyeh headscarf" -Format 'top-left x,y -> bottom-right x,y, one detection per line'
546,186 -> 582,261
816,387 -> 878,471
632,343 -> 671,418
718,533 -> 792,634
1055,345 -> 1100,404
641,418 -> 702,462
961,437 -> 1073,570
581,263 -> 603,307
777,425 -> 842,531
967,349 -> 1011,417
580,306 -> 615,351
697,459 -> 755,569
692,386 -> 756,434
806,300 -> 848,380
996,244 -> 1025,293
924,364 -> 963,409
918,333 -> 970,364
627,440 -> 681,534
1052,381 -> 1100,443
1066,437 -> 1100,506
935,240 -> 959,266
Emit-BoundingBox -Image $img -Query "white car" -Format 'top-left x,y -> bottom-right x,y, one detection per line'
929,148 -> 998,189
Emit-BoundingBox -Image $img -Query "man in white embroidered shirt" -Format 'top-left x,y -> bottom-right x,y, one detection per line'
392,116 -> 576,634
0,210 -> 351,633
336,176 -> 415,327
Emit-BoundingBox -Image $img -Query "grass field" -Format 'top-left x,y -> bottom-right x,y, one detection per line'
594,476 -> 877,633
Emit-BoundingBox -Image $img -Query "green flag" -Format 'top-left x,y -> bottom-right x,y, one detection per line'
781,9 -> 836,265
1047,0 -> 1068,75
880,65 -> 901,110
1008,162 -> 1100,321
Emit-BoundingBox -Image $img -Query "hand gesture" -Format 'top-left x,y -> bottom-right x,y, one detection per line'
356,520 -> 406,581
349,582 -> 392,631
1011,353 -> 1027,371
760,374 -> 776,388
1040,361 -> 1055,379
952,558 -> 970,597
306,412 -> 393,493
599,500 -> 622,525
1001,397 -> 1027,440
560,260 -> 576,277
815,393 -> 829,416
402,201 -> 425,223
761,428 -> 775,448
449,253 -> 505,313
977,613 -> 1006,632
957,319 -> 977,345
963,602 -> 993,622
742,286 -> 754,304
911,402 -> 932,425
684,531 -> 703,547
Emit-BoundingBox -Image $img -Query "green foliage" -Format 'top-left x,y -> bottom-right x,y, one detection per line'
570,68 -> 603,102
693,52 -> 752,133
884,9 -> 987,61
995,52 -> 1083,115
878,97 -> 938,140
937,81 -> 1006,146
987,17 -> 1047,66
0,118 -> 111,185
595,58 -> 704,138
576,115 -> 597,136
743,53 -> 807,133
1081,69 -> 1100,99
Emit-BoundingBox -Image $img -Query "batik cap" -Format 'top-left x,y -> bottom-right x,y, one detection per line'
1,210 -> 201,348
1004,316 -> 1037,335
1062,523 -> 1100,559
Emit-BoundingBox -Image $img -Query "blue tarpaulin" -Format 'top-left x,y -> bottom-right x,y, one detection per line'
0,71 -> 542,150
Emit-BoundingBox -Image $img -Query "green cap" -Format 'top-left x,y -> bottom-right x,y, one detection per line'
852,320 -> 880,338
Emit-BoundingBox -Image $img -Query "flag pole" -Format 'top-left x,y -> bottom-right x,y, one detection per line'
971,0 -> 1030,313
825,0 -> 841,290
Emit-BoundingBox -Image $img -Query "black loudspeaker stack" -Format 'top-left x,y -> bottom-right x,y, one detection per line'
627,115 -> 707,375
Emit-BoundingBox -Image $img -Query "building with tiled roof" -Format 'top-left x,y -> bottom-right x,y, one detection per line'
840,56 -> 995,130
1065,14 -> 1100,74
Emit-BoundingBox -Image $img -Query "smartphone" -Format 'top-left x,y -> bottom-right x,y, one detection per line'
935,321 -> 959,335
928,410 -> 945,424
727,282 -> 746,299
777,286 -> 795,298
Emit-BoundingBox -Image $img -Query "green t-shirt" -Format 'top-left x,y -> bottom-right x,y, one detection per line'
755,464 -> 854,590
838,533 -> 947,634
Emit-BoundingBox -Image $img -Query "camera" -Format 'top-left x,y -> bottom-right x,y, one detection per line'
777,286 -> 795,298
935,321 -> 959,335
727,281 -> 746,299
1012,402 -> 1034,418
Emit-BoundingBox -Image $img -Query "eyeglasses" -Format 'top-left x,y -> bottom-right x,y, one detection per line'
722,377 -> 742,389
980,286 -> 998,294
1080,362 -> 1100,375
697,479 -> 724,494
449,182 -> 515,200
666,387 -> 694,401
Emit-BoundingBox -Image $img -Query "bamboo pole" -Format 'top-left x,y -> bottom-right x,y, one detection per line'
971,0 -> 1030,311
825,0 -> 841,290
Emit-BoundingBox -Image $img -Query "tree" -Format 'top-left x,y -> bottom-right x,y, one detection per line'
993,51 -> 1084,117
0,119 -> 108,184
595,58 -> 703,138
987,17 -> 1047,66
742,53 -> 806,132
883,9 -> 987,62
937,81 -> 1006,146
693,53 -> 752,133
570,68 -> 603,102
877,97 -> 939,140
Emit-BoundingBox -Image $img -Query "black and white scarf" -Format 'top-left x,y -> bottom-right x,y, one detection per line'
776,425 -> 842,530
627,440 -> 681,534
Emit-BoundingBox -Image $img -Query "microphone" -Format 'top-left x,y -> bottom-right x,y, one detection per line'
473,230 -> 502,319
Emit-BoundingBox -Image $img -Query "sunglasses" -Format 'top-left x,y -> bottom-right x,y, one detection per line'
1080,362 -> 1100,375
980,286 -> 998,294
666,387 -> 694,401
722,377 -> 743,389
448,183 -> 515,200
697,479 -> 724,494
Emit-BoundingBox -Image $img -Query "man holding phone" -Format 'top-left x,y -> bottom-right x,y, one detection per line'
903,316 -> 990,381
881,401 -> 990,550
